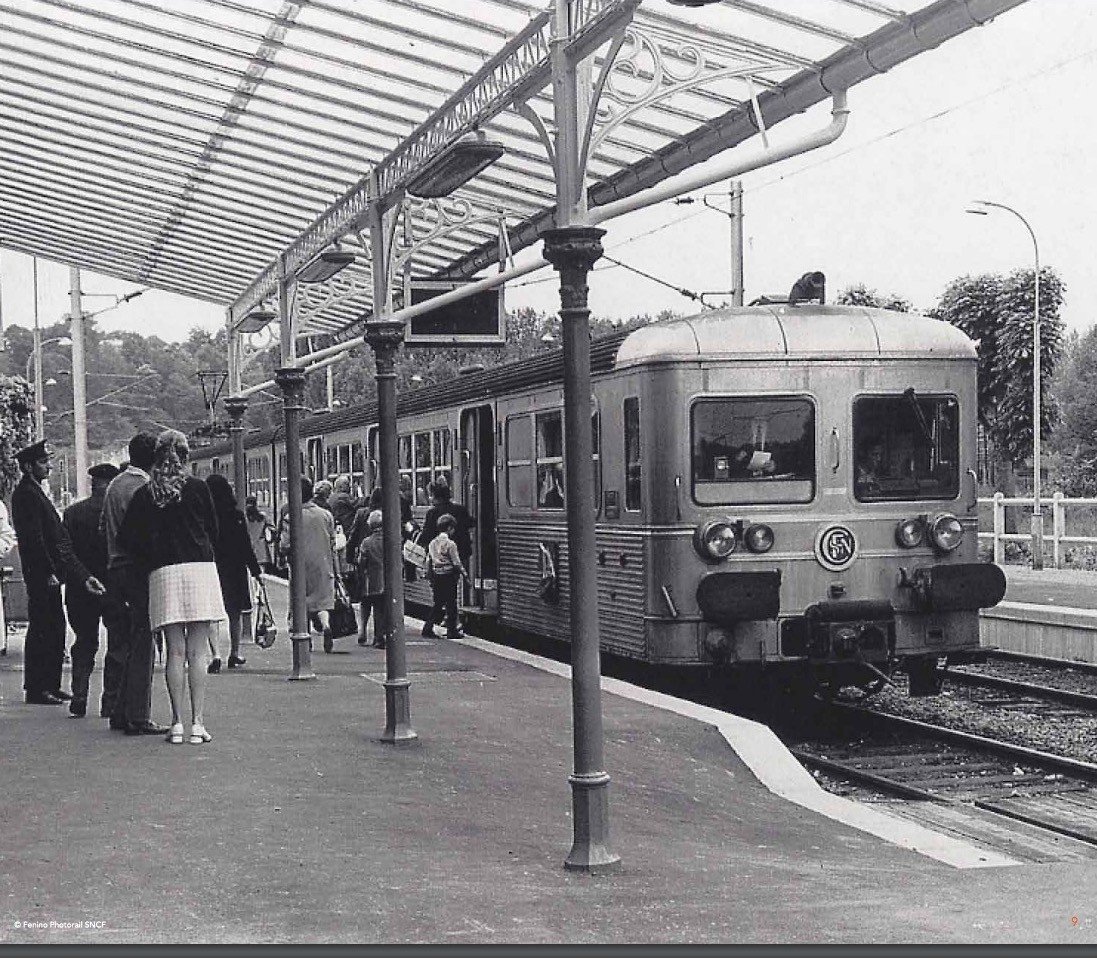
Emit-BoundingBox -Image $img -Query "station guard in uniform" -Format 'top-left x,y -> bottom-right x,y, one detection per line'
62,463 -> 121,717
9,440 -> 106,704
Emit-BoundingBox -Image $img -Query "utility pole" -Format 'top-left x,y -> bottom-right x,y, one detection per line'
729,180 -> 744,306
32,258 -> 43,439
69,265 -> 89,498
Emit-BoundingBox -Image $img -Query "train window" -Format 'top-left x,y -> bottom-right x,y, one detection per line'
536,411 -> 565,509
433,429 -> 452,493
351,442 -> 365,498
692,397 -> 815,505
398,433 -> 413,495
414,432 -> 432,504
506,415 -> 533,507
326,446 -> 338,480
624,397 -> 641,511
853,394 -> 959,502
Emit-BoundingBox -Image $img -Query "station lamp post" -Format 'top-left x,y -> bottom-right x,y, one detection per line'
966,200 -> 1043,569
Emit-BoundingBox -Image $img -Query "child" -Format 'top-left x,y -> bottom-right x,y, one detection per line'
425,513 -> 466,639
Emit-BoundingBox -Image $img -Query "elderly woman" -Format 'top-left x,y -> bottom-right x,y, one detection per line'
282,477 -> 337,652
120,430 -> 226,745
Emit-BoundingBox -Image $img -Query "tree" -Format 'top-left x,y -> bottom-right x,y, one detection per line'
1050,325 -> 1097,496
837,284 -> 912,312
0,375 -> 34,497
932,267 -> 1065,496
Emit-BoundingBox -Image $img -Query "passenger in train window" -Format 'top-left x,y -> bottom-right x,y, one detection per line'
539,466 -> 564,508
855,437 -> 886,495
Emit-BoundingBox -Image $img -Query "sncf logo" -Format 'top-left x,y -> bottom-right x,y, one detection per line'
815,524 -> 857,572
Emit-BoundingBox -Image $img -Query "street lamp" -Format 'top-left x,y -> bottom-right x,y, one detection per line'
966,199 -> 1043,569
26,335 -> 72,438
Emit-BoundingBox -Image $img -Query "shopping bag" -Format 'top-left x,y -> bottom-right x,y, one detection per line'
401,538 -> 427,570
253,579 -> 277,649
330,575 -> 358,639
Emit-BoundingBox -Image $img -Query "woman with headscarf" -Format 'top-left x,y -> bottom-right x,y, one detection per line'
205,474 -> 262,670
281,476 -> 337,652
120,430 -> 226,745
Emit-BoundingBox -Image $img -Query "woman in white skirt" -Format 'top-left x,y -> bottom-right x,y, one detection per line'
120,430 -> 226,744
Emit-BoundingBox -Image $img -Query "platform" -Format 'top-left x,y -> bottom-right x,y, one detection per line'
0,587 -> 1093,945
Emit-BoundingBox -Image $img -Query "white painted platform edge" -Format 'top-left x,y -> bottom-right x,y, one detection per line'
451,631 -> 1017,871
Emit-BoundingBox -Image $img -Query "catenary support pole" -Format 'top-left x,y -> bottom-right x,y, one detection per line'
730,180 -> 744,307
32,258 -> 43,440
69,265 -> 89,498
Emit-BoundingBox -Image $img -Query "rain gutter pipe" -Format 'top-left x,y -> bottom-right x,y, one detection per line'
238,91 -> 849,399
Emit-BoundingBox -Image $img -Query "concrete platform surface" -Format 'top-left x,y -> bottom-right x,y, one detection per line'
1003,565 -> 1097,610
0,603 -> 1095,946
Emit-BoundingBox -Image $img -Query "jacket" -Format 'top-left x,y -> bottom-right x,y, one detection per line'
10,473 -> 92,586
119,476 -> 219,574
63,493 -> 110,583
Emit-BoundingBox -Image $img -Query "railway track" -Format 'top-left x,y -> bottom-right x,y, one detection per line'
944,666 -> 1097,712
788,704 -> 1097,859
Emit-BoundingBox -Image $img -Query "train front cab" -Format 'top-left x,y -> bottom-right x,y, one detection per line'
629,306 -> 1006,697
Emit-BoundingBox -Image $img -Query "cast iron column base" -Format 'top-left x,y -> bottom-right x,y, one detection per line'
564,771 -> 620,873
289,633 -> 317,682
381,677 -> 418,745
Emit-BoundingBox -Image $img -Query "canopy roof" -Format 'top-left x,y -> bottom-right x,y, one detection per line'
0,0 -> 1024,341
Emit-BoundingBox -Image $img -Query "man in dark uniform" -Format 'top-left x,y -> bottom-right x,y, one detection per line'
9,440 -> 106,704
62,463 -> 121,718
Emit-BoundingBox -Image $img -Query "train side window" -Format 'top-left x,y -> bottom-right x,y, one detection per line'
536,411 -> 565,509
506,415 -> 533,507
398,433 -> 413,495
325,446 -> 337,481
351,442 -> 365,499
433,428 -> 452,492
692,396 -> 815,505
624,397 -> 641,511
414,431 -> 432,505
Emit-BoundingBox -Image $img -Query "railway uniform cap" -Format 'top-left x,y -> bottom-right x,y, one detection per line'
88,463 -> 120,481
15,439 -> 50,465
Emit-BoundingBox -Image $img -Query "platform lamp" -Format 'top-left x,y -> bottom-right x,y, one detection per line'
966,200 -> 1042,569
406,130 -> 505,198
297,246 -> 356,285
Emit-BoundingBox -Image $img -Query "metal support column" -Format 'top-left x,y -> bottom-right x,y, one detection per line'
69,265 -> 89,499
275,367 -> 315,681
543,226 -> 619,873
365,319 -> 417,745
225,396 -> 248,511
729,180 -> 744,307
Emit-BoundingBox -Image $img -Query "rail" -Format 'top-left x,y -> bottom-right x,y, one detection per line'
977,493 -> 1097,568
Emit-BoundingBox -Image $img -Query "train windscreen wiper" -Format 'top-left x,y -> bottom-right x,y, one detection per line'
903,387 -> 933,444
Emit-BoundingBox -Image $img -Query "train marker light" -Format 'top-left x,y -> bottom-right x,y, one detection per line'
930,513 -> 964,552
895,517 -> 926,549
744,523 -> 774,553
694,520 -> 738,562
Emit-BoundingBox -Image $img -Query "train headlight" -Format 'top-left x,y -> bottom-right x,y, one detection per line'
929,513 -> 964,552
894,517 -> 925,549
694,521 -> 738,562
744,523 -> 774,554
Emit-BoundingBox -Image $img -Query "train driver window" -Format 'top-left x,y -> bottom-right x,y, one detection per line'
691,397 -> 814,505
853,393 -> 959,502
624,397 -> 641,511
536,411 -> 565,509
506,415 -> 533,507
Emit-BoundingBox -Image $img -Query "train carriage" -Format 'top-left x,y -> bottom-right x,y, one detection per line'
193,301 -> 1006,697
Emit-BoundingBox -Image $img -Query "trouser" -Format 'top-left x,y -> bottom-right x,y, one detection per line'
65,589 -> 124,705
107,566 -> 155,726
429,571 -> 459,632
359,593 -> 384,644
24,580 -> 65,695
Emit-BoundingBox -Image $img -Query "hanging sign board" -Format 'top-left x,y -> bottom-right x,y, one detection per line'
404,281 -> 505,347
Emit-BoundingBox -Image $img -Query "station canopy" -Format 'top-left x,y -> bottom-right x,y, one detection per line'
0,0 -> 1023,342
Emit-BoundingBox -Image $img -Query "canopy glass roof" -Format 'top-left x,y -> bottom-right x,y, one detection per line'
0,0 -> 1024,340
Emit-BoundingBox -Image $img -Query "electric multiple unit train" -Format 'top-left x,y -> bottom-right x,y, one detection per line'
194,301 -> 1006,697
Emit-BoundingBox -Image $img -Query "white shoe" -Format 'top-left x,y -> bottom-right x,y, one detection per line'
189,723 -> 212,744
165,723 -> 185,745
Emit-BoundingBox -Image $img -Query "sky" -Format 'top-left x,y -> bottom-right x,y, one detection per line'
1,0 -> 1096,347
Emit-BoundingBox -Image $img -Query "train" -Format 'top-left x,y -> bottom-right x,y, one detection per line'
193,299 -> 1007,698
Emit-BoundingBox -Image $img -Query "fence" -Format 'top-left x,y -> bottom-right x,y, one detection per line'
978,494 -> 1097,567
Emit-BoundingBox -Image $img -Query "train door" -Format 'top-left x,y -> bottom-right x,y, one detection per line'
460,405 -> 498,613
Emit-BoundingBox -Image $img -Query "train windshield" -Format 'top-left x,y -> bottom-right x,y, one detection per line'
691,397 -> 815,505
853,393 -> 959,502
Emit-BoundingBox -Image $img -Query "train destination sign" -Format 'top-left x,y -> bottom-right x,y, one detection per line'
405,280 -> 505,347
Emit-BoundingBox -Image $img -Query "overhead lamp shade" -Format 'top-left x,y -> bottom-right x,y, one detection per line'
407,134 -> 506,198
297,248 -> 356,284
237,307 -> 276,334
665,0 -> 723,6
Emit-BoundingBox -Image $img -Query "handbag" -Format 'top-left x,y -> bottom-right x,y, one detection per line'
402,538 -> 427,570
253,578 -> 277,649
330,572 -> 358,639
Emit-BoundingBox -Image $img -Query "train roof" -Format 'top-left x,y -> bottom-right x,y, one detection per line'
199,306 -> 973,459
614,305 -> 976,369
